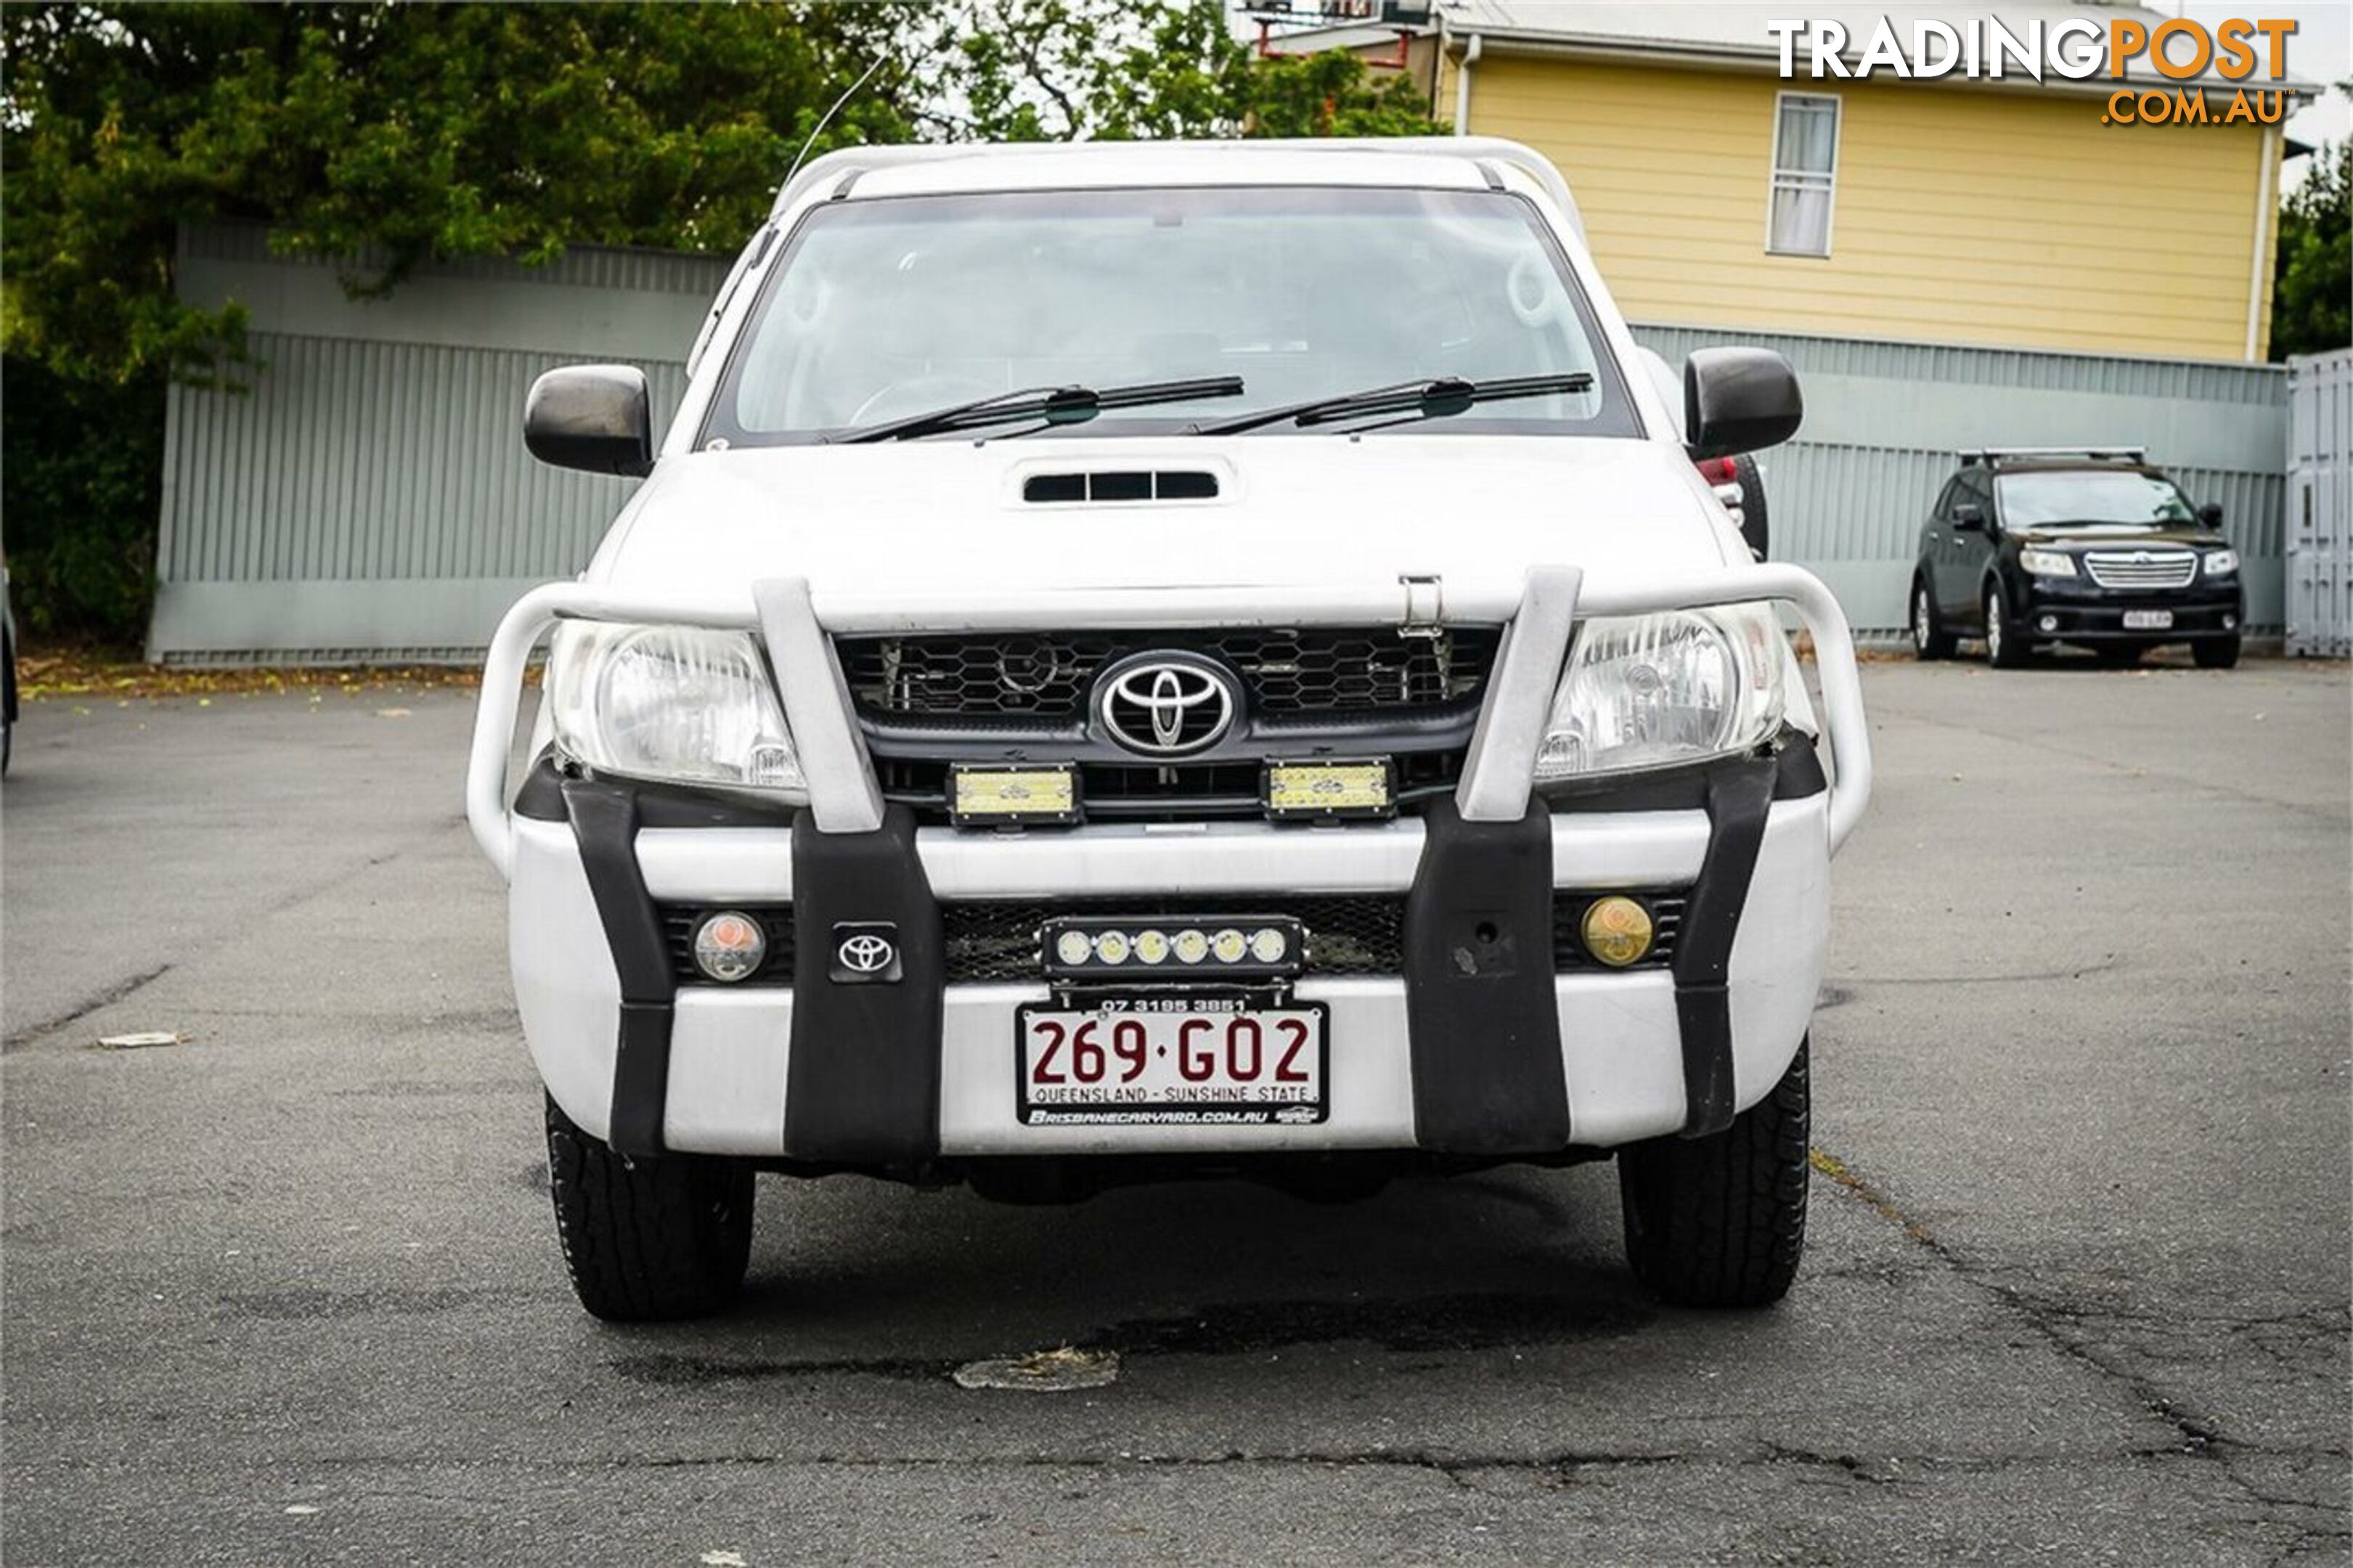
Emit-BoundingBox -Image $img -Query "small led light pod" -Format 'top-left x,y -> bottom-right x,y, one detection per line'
1093,930 -> 1132,965
1173,929 -> 1210,965
1134,929 -> 1171,965
1580,896 -> 1655,968
1249,927 -> 1288,963
1211,928 -> 1249,964
693,911 -> 768,982
1056,929 -> 1096,968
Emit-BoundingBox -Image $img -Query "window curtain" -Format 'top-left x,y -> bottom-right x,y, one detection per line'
1770,98 -> 1838,256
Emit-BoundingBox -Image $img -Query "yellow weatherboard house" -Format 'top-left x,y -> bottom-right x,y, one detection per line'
1289,1 -> 2315,362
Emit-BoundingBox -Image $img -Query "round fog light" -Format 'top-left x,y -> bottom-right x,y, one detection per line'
693,911 -> 767,983
2224,613 -> 2238,630
1581,896 -> 1655,968
2038,614 -> 2058,633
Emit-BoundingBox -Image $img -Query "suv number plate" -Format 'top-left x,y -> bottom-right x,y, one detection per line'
1016,997 -> 1328,1127
2122,610 -> 2174,630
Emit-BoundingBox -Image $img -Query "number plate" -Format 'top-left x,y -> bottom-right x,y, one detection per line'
2121,609 -> 2174,630
1016,996 -> 1329,1127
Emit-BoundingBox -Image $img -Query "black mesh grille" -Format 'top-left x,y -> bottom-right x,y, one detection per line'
661,907 -> 796,986
838,627 -> 1501,719
1551,893 -> 1684,970
945,896 -> 1406,984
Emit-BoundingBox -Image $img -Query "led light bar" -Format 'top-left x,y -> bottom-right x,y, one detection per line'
1040,915 -> 1307,981
1263,758 -> 1396,822
950,764 -> 1080,828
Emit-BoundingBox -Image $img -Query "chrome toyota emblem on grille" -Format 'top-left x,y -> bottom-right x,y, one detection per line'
1096,655 -> 1238,757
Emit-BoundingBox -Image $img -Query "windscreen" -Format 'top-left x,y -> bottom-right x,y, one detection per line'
1997,470 -> 2199,528
702,185 -> 1639,444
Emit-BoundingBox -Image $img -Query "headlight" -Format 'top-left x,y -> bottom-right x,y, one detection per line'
1533,602 -> 1786,781
547,623 -> 805,793
2204,549 -> 2239,576
2018,548 -> 2076,578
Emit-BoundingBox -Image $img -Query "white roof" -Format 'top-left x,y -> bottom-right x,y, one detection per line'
846,144 -> 1487,200
770,138 -> 1588,241
1435,1 -> 2323,94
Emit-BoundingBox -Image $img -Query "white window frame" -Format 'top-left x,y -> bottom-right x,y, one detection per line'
1766,91 -> 1841,259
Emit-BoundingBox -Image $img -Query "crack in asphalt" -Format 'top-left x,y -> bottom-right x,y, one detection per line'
0,963 -> 174,1052
1,828 -> 439,1052
1806,1140 -> 2352,1547
608,1288 -> 1655,1392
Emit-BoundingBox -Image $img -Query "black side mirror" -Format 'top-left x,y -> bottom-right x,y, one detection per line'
525,364 -> 653,476
1952,503 -> 1987,532
2197,502 -> 2224,528
1683,347 -> 1803,460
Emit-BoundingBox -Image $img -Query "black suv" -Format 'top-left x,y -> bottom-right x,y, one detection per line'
1908,449 -> 2244,669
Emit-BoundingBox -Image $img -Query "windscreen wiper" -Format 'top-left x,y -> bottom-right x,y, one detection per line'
1189,372 -> 1594,436
831,376 -> 1245,444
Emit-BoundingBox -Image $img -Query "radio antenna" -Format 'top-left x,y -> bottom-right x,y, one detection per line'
784,53 -> 888,190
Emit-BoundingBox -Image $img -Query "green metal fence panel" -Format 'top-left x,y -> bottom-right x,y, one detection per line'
148,225 -> 2293,661
152,224 -> 727,663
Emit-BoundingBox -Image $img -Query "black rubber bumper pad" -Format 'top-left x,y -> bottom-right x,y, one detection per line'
1668,758 -> 1778,1138
1403,797 -> 1570,1156
784,806 -> 946,1166
562,780 -> 678,1159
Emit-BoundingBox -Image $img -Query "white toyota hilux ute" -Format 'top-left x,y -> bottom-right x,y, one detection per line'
466,138 -> 1872,1322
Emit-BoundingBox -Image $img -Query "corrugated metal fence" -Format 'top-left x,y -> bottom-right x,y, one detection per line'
152,222 -> 2291,660
153,224 -> 724,661
2285,349 -> 2352,657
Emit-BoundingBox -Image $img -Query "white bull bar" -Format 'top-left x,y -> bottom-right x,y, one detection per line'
465,564 -> 1871,881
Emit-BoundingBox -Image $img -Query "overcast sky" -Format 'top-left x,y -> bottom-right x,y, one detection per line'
2177,1 -> 2349,188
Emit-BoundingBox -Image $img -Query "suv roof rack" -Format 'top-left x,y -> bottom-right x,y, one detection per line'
1960,446 -> 2148,467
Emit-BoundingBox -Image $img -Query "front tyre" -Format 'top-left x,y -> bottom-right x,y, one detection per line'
545,1096 -> 755,1321
2193,635 -> 2241,669
1984,584 -> 2029,668
1618,1042 -> 1810,1308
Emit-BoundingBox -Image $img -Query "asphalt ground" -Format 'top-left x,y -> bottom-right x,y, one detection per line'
4,655 -> 2347,1567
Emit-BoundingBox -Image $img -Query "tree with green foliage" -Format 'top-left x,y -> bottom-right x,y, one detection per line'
1,1 -> 920,639
0,0 -> 1440,642
2272,136 -> 2350,360
937,0 -> 1443,142
3,2 -> 923,386
3,0 -> 1436,391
